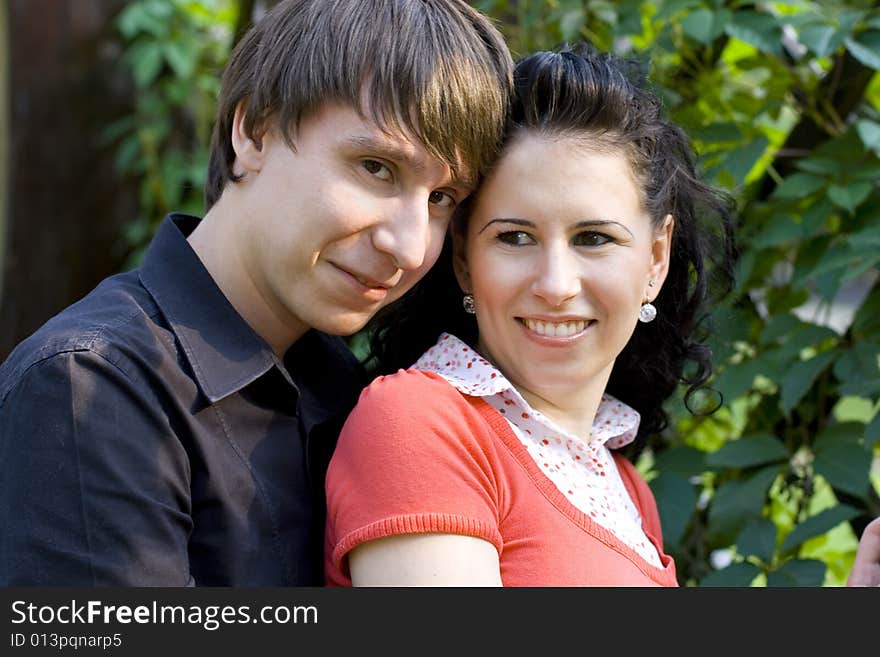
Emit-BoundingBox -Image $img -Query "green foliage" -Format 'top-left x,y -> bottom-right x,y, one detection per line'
480,0 -> 880,586
107,0 -> 237,268
111,0 -> 880,585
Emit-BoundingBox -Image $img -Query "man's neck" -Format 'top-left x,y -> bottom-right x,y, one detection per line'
187,202 -> 307,357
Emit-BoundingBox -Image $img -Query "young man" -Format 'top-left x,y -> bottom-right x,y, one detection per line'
0,0 -> 512,585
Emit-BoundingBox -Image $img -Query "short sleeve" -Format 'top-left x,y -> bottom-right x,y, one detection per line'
325,370 -> 503,581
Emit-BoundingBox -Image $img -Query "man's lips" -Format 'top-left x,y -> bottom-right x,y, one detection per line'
333,263 -> 397,290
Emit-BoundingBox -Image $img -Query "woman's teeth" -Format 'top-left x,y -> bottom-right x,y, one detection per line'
522,319 -> 586,337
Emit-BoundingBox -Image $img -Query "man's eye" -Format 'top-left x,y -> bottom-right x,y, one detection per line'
429,190 -> 456,208
497,231 -> 533,246
574,232 -> 612,247
363,159 -> 393,181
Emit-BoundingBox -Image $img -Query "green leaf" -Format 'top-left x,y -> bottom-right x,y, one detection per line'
827,182 -> 873,214
712,358 -> 763,403
851,285 -> 880,336
163,41 -> 198,79
866,412 -> 880,449
751,215 -> 803,248
649,473 -> 698,547
814,422 -> 870,452
708,465 -> 781,546
795,157 -> 843,176
771,324 -> 838,363
695,122 -> 741,144
800,241 -> 859,284
117,3 -> 167,38
771,172 -> 825,200
851,163 -> 880,181
761,314 -> 804,345
128,41 -> 164,87
780,505 -> 862,553
856,120 -> 880,150
736,518 -> 777,563
801,197 -> 836,237
653,445 -> 708,478
656,0 -> 703,21
846,225 -> 880,250
721,136 -> 768,186
699,562 -> 761,587
780,351 -> 837,416
766,559 -> 826,587
846,31 -> 880,70
814,443 -> 873,499
725,11 -> 782,55
682,9 -> 714,44
706,434 -> 788,469
832,345 -> 880,398
798,24 -> 841,58
559,8 -> 586,40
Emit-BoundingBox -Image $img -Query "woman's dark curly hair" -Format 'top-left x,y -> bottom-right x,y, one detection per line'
365,44 -> 737,448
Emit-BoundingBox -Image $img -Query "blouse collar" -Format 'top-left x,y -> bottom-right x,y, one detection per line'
414,333 -> 640,449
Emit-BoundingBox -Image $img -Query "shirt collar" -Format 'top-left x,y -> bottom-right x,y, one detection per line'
138,214 -> 280,403
414,332 -> 639,449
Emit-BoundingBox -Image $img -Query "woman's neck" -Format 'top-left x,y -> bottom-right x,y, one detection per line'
516,381 -> 607,440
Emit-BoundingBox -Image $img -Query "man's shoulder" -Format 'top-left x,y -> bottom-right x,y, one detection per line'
0,269 -> 170,403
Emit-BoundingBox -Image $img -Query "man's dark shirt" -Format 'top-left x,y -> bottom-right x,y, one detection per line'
0,214 -> 366,585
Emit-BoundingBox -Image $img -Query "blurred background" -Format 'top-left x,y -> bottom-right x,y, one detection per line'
1,0 -> 878,586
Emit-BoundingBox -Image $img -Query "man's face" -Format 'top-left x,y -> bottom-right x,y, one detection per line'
232,103 -> 472,348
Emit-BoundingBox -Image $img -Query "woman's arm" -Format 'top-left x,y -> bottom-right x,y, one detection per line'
847,517 -> 880,587
349,533 -> 502,587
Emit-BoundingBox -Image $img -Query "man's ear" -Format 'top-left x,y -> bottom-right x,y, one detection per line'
231,99 -> 267,176
451,226 -> 471,294
647,214 -> 674,300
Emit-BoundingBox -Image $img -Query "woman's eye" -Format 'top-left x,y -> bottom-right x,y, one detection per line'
574,232 -> 612,247
429,190 -> 456,208
497,231 -> 534,246
362,159 -> 393,181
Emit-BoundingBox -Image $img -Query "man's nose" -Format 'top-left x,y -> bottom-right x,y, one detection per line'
371,197 -> 430,270
531,247 -> 582,307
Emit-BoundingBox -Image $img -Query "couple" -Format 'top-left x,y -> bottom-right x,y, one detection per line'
0,0 -> 876,587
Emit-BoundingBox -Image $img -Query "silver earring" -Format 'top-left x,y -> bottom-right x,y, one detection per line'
462,293 -> 476,314
648,279 -> 656,288
638,302 -> 657,323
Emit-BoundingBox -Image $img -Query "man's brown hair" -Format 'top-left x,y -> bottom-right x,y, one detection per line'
205,0 -> 513,208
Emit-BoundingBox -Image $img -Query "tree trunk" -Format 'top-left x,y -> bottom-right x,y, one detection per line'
0,0 -> 138,361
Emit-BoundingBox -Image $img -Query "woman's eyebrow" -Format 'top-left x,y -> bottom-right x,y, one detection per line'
478,218 -> 533,234
573,219 -> 635,238
479,218 -> 634,238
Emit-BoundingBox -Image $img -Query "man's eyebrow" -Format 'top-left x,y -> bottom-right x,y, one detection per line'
479,218 -> 635,238
343,135 -> 474,188
343,135 -> 427,174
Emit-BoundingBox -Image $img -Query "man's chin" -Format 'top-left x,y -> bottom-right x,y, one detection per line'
313,313 -> 372,337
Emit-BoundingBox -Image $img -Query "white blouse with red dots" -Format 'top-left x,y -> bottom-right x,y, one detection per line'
414,332 -> 663,568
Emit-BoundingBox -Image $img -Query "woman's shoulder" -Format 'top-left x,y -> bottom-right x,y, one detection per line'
340,368 -> 490,451
356,368 -> 466,411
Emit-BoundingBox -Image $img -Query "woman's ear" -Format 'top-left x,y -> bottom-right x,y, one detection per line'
647,214 -> 674,300
451,225 -> 471,294
231,99 -> 267,177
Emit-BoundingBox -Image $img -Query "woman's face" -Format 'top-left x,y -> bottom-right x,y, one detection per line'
454,133 -> 672,406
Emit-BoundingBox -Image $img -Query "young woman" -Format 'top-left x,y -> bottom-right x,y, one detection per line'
323,44 -> 737,586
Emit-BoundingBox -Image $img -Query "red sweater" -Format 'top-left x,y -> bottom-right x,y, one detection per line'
325,370 -> 678,586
